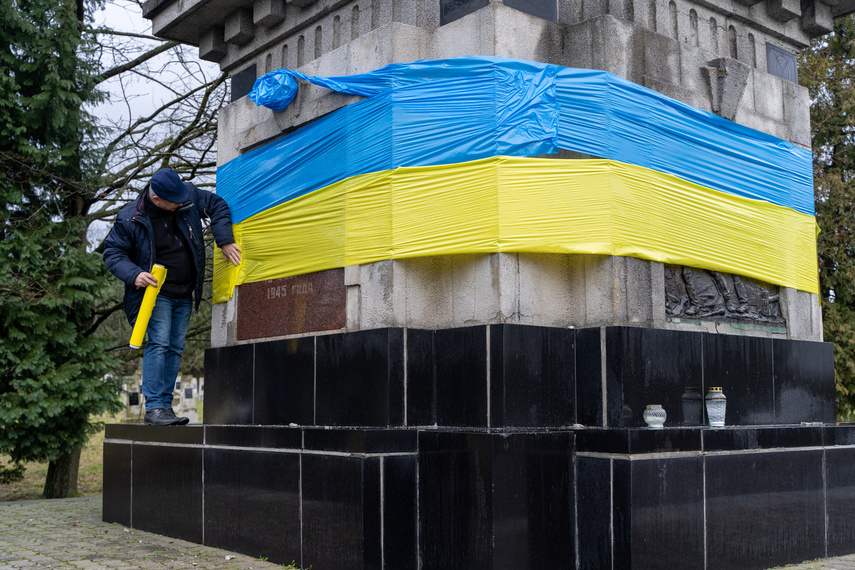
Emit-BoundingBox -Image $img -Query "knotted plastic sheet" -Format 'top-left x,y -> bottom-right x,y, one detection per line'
213,157 -> 818,304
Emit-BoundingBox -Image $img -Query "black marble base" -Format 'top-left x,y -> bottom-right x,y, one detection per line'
112,324 -> 841,569
104,425 -> 417,569
204,325 -> 835,430
104,424 -> 855,570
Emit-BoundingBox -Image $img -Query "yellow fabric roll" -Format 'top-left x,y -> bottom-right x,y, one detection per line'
129,264 -> 167,349
213,157 -> 818,303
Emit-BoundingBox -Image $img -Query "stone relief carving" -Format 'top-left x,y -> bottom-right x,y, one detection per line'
665,264 -> 784,323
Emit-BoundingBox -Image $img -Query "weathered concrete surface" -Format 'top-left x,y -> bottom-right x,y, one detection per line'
211,253 -> 821,347
217,8 -> 814,162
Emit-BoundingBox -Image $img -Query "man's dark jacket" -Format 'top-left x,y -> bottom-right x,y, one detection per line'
103,182 -> 235,324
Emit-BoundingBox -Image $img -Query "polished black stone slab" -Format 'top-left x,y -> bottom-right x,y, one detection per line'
824,424 -> 855,446
315,328 -> 404,427
489,324 -> 575,427
205,344 -> 254,424
440,0 -> 488,25
703,426 -> 824,451
434,326 -> 488,427
230,63 -> 256,102
105,424 -> 139,440
253,337 -> 315,426
575,327 -> 603,426
503,0 -> 558,22
492,432 -> 574,568
102,443 -> 132,526
773,339 -> 835,424
419,431 -> 493,569
204,425 -> 302,448
576,427 -> 702,454
756,426 -> 823,448
706,450 -> 825,569
702,427 -> 761,451
418,430 -> 574,570
827,447 -> 855,557
405,328 -> 434,426
132,444 -> 203,544
204,448 -> 301,564
703,334 -> 775,425
611,459 -> 632,569
301,454 -> 381,570
629,457 -> 705,569
303,427 -> 417,454
127,425 -> 203,444
408,327 -> 490,428
605,327 -> 704,428
103,422 -> 855,570
383,455 -> 418,570
576,457 -> 612,570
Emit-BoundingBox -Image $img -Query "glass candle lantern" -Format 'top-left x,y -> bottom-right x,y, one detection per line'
643,404 -> 667,429
681,387 -> 703,426
705,387 -> 727,427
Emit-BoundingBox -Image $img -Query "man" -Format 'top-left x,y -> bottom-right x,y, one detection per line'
104,168 -> 242,425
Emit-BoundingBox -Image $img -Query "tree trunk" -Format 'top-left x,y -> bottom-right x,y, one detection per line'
43,447 -> 81,499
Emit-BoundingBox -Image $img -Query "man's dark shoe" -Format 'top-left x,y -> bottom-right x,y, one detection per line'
165,408 -> 190,426
144,408 -> 183,426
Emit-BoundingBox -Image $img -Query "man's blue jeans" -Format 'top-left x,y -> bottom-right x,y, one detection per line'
142,296 -> 192,411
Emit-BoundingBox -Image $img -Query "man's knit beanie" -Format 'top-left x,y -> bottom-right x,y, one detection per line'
150,168 -> 189,203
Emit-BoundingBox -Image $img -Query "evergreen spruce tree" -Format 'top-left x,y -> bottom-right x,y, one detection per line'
0,0 -> 123,497
801,15 -> 855,419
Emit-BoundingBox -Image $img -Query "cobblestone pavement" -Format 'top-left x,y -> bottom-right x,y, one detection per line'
2,497 -> 855,569
0,498 -> 290,570
775,559 -> 855,570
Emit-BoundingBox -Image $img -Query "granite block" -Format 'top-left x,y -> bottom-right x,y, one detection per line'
489,324 -> 575,428
204,448 -> 301,564
132,445 -> 203,544
315,328 -> 404,427
237,268 -> 346,340
204,344 -> 254,425
253,337 -> 315,426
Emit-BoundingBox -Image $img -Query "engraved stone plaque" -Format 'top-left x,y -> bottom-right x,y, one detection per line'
766,43 -> 797,83
441,0 -> 489,25
665,265 -> 784,324
503,0 -> 558,22
237,268 -> 346,340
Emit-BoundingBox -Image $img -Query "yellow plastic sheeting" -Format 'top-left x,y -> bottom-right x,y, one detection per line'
213,157 -> 818,303
129,264 -> 167,348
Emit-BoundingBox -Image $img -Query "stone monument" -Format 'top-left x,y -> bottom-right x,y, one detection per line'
102,1 -> 855,569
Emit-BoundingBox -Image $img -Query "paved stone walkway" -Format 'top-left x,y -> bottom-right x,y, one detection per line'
0,498 -> 289,570
2,497 -> 855,569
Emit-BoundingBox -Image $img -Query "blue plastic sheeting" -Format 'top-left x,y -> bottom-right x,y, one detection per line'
226,56 -> 813,224
225,59 -> 559,223
553,67 -> 814,218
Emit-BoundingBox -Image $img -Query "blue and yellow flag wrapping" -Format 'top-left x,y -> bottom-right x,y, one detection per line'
213,56 -> 817,304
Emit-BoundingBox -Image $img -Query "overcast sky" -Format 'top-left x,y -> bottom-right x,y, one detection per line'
91,0 -> 220,129
86,1 -> 222,247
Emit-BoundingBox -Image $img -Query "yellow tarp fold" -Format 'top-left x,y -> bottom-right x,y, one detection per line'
213,157 -> 818,303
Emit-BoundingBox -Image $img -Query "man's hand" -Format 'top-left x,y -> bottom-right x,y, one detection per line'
134,272 -> 158,288
222,243 -> 242,266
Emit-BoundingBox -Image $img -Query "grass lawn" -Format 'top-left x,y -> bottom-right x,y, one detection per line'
0,414 -> 117,502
